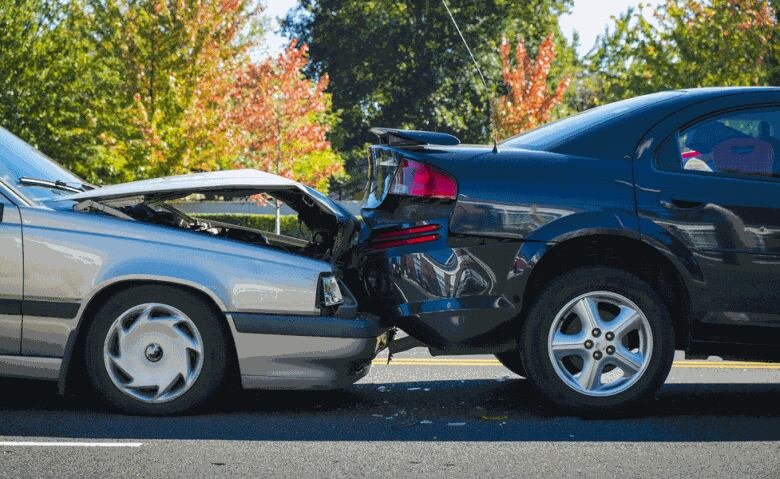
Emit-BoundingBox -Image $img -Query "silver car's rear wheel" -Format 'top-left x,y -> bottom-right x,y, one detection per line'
103,303 -> 205,404
547,292 -> 652,397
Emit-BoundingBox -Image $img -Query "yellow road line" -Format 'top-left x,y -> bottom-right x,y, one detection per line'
372,358 -> 780,369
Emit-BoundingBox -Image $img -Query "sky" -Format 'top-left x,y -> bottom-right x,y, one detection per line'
263,0 -> 660,57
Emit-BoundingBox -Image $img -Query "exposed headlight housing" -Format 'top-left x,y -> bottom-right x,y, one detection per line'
321,275 -> 344,307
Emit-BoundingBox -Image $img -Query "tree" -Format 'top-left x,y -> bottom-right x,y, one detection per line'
0,1 -> 343,192
230,41 -> 342,194
0,0 -> 123,181
590,0 -> 779,104
495,34 -> 569,139
283,0 -> 576,196
83,0 -> 264,182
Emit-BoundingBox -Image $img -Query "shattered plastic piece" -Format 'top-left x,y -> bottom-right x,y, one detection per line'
371,414 -> 384,418
447,422 -> 466,427
423,388 -> 430,392
419,420 -> 433,425
407,387 -> 421,391
377,385 -> 388,392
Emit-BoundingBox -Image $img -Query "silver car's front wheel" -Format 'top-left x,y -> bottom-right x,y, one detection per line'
103,303 -> 204,404
86,285 -> 229,415
547,292 -> 653,397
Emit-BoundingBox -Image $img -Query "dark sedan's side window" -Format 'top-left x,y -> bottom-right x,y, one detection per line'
657,107 -> 780,180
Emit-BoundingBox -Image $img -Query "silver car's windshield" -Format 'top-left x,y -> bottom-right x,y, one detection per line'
0,127 -> 85,202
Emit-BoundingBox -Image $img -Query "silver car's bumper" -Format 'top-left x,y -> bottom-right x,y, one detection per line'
229,313 -> 391,390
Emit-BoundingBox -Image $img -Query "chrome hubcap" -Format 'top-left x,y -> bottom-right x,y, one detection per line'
103,303 -> 204,404
547,291 -> 653,397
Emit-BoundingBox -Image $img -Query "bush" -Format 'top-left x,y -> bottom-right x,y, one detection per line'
193,214 -> 310,239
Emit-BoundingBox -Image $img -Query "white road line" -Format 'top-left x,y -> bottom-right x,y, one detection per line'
0,441 -> 142,448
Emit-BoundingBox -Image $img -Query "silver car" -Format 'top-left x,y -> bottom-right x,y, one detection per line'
0,127 -> 390,415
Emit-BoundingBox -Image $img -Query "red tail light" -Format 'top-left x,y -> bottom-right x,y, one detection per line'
370,224 -> 440,250
370,234 -> 439,250
374,224 -> 439,241
389,158 -> 457,200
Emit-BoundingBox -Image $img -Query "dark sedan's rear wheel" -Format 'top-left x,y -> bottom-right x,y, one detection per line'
520,267 -> 674,414
85,285 -> 229,415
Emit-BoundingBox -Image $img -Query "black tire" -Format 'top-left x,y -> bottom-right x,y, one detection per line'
520,267 -> 674,414
85,285 -> 229,415
495,350 -> 526,377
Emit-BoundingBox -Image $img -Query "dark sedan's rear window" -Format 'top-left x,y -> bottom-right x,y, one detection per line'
502,91 -> 684,151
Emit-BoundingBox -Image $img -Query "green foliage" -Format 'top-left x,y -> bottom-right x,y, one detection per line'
192,213 -> 310,239
0,0 -> 126,181
283,0 -> 576,196
588,0 -> 780,104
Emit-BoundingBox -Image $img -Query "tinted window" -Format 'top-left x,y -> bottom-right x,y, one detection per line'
502,91 -> 684,150
660,107 -> 780,179
0,127 -> 83,202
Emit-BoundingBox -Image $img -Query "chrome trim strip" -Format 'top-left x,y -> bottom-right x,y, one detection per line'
0,355 -> 61,380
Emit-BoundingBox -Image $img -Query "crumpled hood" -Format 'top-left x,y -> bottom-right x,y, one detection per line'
62,168 -> 351,220
65,169 -> 301,203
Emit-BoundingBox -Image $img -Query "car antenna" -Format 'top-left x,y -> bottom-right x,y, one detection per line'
440,0 -> 499,153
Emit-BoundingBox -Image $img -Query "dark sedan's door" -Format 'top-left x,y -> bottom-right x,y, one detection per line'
635,96 -> 780,347
0,191 -> 23,354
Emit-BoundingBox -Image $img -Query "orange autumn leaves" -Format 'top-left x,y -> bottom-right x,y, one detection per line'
116,1 -> 341,192
496,34 -> 569,139
183,41 -> 342,193
230,42 -> 342,192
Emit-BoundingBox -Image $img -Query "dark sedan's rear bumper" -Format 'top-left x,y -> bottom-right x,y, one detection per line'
362,240 -> 527,352
229,312 -> 392,390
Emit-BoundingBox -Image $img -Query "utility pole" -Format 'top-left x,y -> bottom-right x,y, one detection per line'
275,122 -> 282,235
273,92 -> 283,235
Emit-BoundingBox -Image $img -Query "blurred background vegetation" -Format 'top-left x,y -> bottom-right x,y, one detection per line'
0,0 -> 777,198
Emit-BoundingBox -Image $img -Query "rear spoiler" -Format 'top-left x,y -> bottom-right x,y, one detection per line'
370,127 -> 460,147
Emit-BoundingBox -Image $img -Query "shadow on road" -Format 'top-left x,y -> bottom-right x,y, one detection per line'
1,377 -> 778,442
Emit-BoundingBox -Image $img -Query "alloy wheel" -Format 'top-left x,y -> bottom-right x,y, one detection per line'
547,291 -> 653,397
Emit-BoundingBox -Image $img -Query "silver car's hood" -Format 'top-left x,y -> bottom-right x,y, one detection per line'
66,169 -> 301,202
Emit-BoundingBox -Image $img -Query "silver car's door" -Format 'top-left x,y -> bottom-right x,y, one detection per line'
0,192 -> 23,354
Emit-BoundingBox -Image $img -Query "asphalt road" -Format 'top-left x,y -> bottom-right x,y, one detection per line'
1,349 -> 780,479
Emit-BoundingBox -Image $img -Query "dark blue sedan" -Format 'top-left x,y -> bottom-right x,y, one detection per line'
353,87 -> 780,413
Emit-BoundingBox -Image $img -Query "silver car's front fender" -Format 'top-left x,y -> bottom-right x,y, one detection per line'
19,207 -> 331,359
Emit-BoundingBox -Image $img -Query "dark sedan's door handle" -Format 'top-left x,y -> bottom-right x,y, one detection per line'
660,198 -> 705,210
